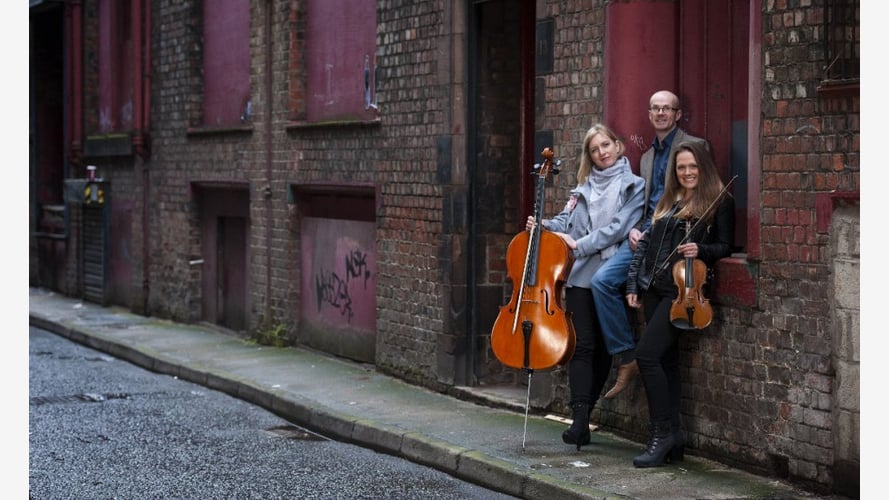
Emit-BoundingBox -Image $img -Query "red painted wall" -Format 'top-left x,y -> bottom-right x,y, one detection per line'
305,0 -> 377,122
98,0 -> 133,132
300,217 -> 377,362
604,1 -> 678,172
202,0 -> 251,126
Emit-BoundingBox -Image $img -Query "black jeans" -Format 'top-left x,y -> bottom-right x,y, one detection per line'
636,289 -> 682,428
565,287 -> 613,407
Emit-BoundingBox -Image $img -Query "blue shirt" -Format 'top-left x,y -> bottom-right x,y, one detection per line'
642,127 -> 678,233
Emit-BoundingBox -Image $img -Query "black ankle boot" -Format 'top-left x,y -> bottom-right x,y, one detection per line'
670,427 -> 685,462
633,422 -> 675,467
561,402 -> 591,450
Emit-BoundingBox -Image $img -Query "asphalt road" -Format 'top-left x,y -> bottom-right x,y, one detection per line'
29,326 -> 517,499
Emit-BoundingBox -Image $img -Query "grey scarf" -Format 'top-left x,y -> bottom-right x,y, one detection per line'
587,156 -> 629,260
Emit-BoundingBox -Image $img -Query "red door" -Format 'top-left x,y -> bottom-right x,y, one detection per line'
605,0 -> 751,251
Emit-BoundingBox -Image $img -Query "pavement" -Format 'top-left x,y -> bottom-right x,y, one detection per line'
29,286 -> 837,500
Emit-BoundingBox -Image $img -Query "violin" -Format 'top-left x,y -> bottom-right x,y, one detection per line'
490,148 -> 576,371
669,219 -> 713,330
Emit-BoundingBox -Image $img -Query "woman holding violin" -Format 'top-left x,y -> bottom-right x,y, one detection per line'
527,124 -> 644,450
625,141 -> 734,467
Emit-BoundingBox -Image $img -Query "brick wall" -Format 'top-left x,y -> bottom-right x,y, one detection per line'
358,1 -> 450,387
744,0 -> 859,490
147,0 -> 207,322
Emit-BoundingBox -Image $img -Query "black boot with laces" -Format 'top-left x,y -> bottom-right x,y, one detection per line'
633,421 -> 676,467
561,402 -> 591,450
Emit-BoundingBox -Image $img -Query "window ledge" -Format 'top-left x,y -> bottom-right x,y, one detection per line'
285,117 -> 382,131
187,124 -> 254,137
712,255 -> 757,308
816,191 -> 859,233
816,79 -> 859,98
84,133 -> 133,158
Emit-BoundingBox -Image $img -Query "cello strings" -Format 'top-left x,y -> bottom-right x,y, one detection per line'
512,222 -> 536,333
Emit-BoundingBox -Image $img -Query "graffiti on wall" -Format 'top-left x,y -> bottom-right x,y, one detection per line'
628,133 -> 647,153
314,247 -> 372,322
300,217 -> 376,334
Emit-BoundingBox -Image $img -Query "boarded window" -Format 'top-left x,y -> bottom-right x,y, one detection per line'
98,0 -> 133,132
305,0 -> 377,122
203,0 -> 251,126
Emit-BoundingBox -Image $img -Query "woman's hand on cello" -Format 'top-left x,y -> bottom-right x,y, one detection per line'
525,216 -> 537,232
554,232 -> 577,249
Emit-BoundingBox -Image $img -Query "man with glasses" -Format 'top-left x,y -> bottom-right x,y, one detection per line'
592,89 -> 707,400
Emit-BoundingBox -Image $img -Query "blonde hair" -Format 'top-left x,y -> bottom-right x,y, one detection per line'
652,141 -> 727,225
576,123 -> 626,184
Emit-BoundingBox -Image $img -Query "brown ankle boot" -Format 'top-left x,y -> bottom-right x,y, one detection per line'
603,360 -> 639,399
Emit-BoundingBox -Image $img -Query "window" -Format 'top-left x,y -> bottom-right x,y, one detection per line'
202,0 -> 251,127
823,0 -> 859,82
304,0 -> 377,122
98,0 -> 133,133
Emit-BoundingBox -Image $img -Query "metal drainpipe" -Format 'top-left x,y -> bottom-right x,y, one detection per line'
264,0 -> 273,322
466,2 -> 478,386
67,1 -> 84,288
133,0 -> 152,315
131,0 -> 143,155
71,1 -> 83,162
139,2 -> 151,316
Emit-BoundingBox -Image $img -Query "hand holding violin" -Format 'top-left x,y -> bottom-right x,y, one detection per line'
626,241 -> 700,310
670,238 -> 712,330
677,242 -> 698,258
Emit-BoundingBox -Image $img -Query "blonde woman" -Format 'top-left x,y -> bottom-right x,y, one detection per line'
527,123 -> 644,449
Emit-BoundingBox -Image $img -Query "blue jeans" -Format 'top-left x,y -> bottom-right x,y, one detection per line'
589,239 -> 636,357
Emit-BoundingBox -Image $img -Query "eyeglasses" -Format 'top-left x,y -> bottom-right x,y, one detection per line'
649,106 -> 678,114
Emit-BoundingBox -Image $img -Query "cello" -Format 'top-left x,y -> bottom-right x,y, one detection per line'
490,147 -> 576,371
490,148 -> 576,450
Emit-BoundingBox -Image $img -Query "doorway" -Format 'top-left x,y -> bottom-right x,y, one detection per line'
31,5 -> 68,290
198,187 -> 249,332
467,0 -> 534,387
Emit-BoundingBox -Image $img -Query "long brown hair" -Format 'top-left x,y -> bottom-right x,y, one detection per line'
652,141 -> 728,225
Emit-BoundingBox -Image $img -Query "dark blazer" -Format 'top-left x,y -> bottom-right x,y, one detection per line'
635,128 -> 708,232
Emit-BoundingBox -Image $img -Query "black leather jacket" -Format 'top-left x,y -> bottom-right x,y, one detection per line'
626,196 -> 735,296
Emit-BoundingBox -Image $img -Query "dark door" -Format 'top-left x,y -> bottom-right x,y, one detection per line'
678,0 -> 750,249
467,0 -> 533,386
199,187 -> 249,332
31,6 -> 68,290
217,216 -> 247,331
